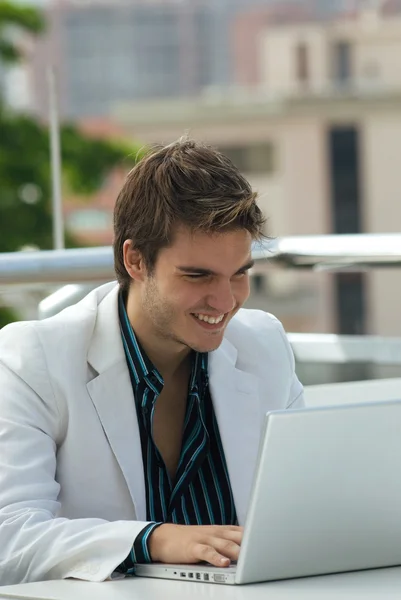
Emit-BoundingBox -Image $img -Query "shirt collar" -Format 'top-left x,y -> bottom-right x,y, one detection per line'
118,290 -> 160,388
190,350 -> 208,393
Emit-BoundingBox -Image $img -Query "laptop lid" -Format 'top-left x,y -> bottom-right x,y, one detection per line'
236,400 -> 401,584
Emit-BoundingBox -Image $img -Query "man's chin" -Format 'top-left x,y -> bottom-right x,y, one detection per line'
189,334 -> 225,354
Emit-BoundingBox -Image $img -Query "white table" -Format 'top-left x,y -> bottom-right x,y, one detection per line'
1,567 -> 401,600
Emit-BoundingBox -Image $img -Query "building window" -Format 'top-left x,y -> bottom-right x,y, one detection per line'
220,147 -> 244,170
328,126 -> 362,235
252,274 -> 266,295
295,42 -> 310,87
220,143 -> 276,175
332,41 -> 353,85
335,273 -> 366,335
328,126 -> 366,335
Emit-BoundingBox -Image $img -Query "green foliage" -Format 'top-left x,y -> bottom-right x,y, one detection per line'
0,112 -> 51,251
0,305 -> 19,328
61,125 -> 141,195
0,109 -> 141,252
0,1 -> 144,250
0,0 -> 45,63
0,2 -> 146,326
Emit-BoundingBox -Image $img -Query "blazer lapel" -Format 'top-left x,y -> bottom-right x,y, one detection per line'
209,339 -> 262,526
86,285 -> 147,520
84,285 -> 263,525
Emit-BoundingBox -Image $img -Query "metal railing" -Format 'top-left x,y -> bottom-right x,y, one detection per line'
289,333 -> 401,385
1,233 -> 401,285
1,233 -> 401,385
289,333 -> 401,365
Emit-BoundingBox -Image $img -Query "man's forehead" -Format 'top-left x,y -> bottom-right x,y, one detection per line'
160,227 -> 253,270
171,226 -> 252,247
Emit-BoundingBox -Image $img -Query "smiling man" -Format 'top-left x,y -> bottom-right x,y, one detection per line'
0,138 -> 304,584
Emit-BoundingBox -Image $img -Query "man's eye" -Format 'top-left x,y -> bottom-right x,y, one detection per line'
185,274 -> 206,279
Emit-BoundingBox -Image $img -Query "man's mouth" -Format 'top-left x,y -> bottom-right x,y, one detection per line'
192,313 -> 225,325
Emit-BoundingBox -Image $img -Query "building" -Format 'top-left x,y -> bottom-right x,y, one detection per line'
258,7 -> 401,96
25,0 -> 349,121
231,4 -> 314,90
25,4 -> 401,338
109,84 -> 401,338
232,3 -> 401,94
27,0 -> 290,121
253,8 -> 401,338
27,0 -> 217,120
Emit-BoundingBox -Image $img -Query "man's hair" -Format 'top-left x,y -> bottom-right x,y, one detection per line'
113,137 -> 266,290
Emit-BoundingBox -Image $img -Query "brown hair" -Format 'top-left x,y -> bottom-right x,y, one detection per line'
113,137 -> 266,290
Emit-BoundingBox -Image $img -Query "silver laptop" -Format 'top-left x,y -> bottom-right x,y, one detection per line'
135,399 -> 401,585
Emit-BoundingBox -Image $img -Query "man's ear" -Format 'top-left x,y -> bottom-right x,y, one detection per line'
122,240 -> 147,282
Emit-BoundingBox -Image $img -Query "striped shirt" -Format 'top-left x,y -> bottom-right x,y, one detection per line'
116,292 -> 237,573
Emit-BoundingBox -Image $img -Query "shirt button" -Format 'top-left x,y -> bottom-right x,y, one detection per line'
149,374 -> 158,385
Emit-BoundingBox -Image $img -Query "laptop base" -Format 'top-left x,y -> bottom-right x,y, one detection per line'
135,563 -> 237,585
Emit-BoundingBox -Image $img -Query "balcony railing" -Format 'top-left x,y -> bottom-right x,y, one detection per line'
1,233 -> 401,385
1,233 -> 401,286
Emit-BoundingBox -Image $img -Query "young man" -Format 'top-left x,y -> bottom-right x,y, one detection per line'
0,139 -> 304,585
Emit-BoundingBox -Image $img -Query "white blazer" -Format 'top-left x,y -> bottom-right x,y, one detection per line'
0,282 -> 304,585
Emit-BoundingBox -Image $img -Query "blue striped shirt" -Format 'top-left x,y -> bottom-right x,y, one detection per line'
116,292 -> 237,573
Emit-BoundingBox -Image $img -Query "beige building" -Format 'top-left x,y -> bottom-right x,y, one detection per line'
256,8 -> 401,339
111,84 -> 401,337
105,10 -> 401,338
259,9 -> 401,96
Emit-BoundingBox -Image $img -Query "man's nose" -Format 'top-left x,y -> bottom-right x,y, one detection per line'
206,280 -> 236,314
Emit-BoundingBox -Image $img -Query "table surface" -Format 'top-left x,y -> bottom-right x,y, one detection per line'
2,567 -> 401,600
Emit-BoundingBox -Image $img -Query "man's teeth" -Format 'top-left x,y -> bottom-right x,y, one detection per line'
194,313 -> 224,324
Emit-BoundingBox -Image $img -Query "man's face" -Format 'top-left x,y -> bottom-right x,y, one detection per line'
139,227 -> 253,353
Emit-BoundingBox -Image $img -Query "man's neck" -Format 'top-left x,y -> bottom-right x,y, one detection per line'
135,329 -> 191,382
125,295 -> 191,381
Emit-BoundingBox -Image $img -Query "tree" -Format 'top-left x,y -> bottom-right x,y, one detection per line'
0,111 -> 140,253
0,1 -> 44,64
0,1 -> 143,325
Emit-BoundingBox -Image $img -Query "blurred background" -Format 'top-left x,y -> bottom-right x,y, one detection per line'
1,0 -> 401,354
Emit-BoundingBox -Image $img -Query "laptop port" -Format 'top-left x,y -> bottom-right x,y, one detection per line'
214,574 -> 226,583
188,573 -> 194,579
180,572 -> 186,578
196,573 -> 201,580
203,574 -> 209,581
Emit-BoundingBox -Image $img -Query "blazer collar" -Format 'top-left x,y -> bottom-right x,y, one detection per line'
86,284 -> 262,525
209,339 -> 262,526
86,284 -> 147,519
87,284 -> 124,374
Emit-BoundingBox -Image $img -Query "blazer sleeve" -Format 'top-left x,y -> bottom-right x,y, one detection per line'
0,323 -> 151,585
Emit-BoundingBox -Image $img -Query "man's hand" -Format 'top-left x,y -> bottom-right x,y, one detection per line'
148,524 -> 243,567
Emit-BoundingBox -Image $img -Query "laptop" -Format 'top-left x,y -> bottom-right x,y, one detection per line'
135,399 -> 401,585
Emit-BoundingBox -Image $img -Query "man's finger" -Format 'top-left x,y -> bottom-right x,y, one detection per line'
208,537 -> 241,562
219,529 -> 243,545
223,525 -> 244,533
193,543 -> 231,567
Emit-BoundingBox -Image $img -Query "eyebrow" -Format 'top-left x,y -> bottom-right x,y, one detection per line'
176,259 -> 255,277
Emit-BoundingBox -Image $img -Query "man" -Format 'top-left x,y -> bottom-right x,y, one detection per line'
0,139 -> 304,585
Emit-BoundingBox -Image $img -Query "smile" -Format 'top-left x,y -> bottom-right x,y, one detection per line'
193,313 -> 225,325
